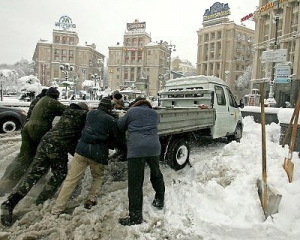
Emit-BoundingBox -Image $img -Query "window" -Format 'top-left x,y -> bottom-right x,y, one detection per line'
215,85 -> 226,106
226,88 -> 238,108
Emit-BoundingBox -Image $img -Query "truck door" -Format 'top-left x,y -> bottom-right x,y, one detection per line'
225,87 -> 240,134
211,85 -> 231,138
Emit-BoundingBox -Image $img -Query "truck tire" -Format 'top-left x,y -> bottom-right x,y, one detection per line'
228,124 -> 243,142
0,118 -> 19,133
166,138 -> 190,170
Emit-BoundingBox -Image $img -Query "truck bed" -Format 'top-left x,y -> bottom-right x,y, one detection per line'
155,107 -> 216,136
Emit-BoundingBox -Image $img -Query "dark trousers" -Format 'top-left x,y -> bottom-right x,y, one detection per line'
127,156 -> 165,219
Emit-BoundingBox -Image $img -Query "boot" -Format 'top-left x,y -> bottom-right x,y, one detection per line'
152,191 -> 164,209
152,198 -> 164,209
118,212 -> 143,226
84,200 -> 97,209
1,192 -> 23,227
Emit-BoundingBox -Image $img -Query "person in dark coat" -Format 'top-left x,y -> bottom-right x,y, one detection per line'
51,97 -> 121,215
0,102 -> 89,227
26,88 -> 48,121
0,87 -> 67,197
117,98 -> 165,226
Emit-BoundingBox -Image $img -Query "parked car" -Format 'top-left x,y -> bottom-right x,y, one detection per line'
0,106 -> 27,133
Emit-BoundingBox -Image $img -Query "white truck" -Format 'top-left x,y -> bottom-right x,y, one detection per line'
154,75 -> 244,170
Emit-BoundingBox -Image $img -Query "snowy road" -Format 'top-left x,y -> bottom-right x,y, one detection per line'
1,118 -> 298,240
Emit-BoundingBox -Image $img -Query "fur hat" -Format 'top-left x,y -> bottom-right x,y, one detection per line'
98,97 -> 112,111
46,87 -> 60,99
69,102 -> 89,111
131,97 -> 152,109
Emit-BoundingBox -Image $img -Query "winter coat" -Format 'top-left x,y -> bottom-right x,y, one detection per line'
112,98 -> 125,110
22,95 -> 67,143
26,93 -> 45,120
75,109 -> 119,165
41,107 -> 88,156
117,100 -> 161,158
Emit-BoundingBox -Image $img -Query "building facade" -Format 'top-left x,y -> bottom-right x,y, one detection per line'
107,19 -> 172,97
252,0 -> 300,107
196,2 -> 255,100
32,16 -> 105,96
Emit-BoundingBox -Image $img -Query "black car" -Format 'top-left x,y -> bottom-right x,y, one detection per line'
0,106 -> 27,133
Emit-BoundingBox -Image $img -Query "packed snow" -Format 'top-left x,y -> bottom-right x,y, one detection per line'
0,112 -> 300,239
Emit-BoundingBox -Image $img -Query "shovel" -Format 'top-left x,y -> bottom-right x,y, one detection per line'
281,88 -> 300,148
283,92 -> 300,183
257,83 -> 282,219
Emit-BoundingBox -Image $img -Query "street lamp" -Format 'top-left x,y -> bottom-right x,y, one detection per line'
91,73 -> 100,100
267,0 -> 280,106
60,63 -> 74,99
224,70 -> 230,83
167,43 -> 176,80
0,72 -> 3,101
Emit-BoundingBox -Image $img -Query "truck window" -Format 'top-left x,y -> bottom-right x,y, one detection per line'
215,85 -> 226,106
226,88 -> 238,108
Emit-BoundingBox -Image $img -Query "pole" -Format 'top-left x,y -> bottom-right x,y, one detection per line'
268,0 -> 279,106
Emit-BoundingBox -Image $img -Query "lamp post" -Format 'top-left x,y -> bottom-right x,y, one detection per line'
91,73 -> 100,100
267,0 -> 280,106
0,72 -> 3,101
167,43 -> 176,80
224,70 -> 230,83
60,63 -> 74,99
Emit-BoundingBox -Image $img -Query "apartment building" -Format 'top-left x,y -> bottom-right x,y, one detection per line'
196,2 -> 255,99
32,16 -> 105,94
252,0 -> 300,107
107,19 -> 171,96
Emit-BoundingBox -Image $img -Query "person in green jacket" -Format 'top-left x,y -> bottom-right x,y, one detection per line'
0,87 -> 67,196
1,102 -> 89,227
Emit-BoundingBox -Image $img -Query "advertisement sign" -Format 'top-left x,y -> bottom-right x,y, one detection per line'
55,16 -> 76,30
203,2 -> 230,22
127,21 -> 146,31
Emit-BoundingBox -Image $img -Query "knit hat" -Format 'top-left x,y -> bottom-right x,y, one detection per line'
46,87 -> 60,99
113,90 -> 122,100
98,97 -> 112,111
114,93 -> 122,100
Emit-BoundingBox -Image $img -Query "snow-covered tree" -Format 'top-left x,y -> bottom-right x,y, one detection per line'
235,65 -> 252,96
0,69 -> 19,94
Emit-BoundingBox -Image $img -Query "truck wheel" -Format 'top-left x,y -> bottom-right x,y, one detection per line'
166,138 -> 190,170
228,124 -> 242,142
0,118 -> 19,133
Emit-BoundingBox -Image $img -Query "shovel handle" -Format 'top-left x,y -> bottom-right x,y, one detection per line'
260,83 -> 267,184
282,89 -> 300,147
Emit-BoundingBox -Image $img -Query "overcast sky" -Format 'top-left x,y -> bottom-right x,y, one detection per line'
0,0 -> 257,66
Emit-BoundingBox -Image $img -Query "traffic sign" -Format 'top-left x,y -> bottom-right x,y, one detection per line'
261,49 -> 287,63
275,63 -> 291,83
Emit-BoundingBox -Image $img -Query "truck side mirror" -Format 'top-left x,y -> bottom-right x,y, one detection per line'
239,99 -> 244,109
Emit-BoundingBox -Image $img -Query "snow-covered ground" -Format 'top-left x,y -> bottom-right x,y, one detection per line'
0,115 -> 300,239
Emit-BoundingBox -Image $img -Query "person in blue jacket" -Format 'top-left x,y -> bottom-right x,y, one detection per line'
51,97 -> 121,215
117,97 -> 165,226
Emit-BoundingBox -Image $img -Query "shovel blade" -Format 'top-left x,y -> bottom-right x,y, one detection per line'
257,180 -> 282,219
283,158 -> 294,183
